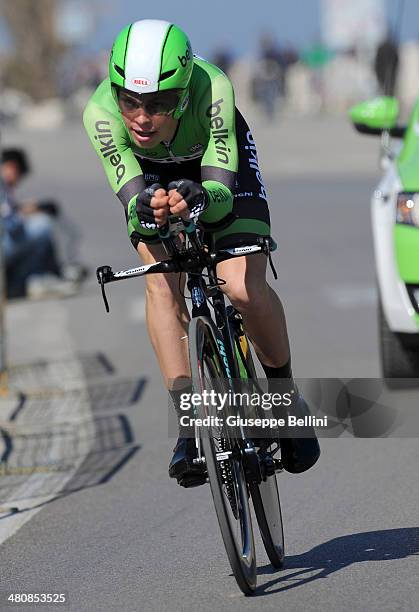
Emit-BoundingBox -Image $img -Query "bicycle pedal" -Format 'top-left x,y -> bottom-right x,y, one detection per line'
274,459 -> 284,473
261,454 -> 276,477
178,474 -> 207,488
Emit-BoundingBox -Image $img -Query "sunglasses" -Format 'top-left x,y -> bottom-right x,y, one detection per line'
117,88 -> 182,116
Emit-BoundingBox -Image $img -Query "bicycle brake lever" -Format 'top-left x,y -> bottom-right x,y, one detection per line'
264,237 -> 278,280
100,277 -> 110,313
96,266 -> 113,313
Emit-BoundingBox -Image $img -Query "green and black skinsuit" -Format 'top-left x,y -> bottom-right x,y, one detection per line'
84,57 -> 320,478
83,57 -> 270,250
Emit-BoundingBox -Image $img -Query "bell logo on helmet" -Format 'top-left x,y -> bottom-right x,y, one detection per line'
178,42 -> 192,68
132,77 -> 151,86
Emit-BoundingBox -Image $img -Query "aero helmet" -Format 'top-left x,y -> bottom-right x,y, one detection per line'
109,19 -> 193,118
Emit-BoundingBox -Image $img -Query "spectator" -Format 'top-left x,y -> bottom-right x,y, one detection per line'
301,41 -> 334,113
1,148 -> 81,298
374,34 -> 399,96
211,45 -> 234,76
251,33 -> 285,118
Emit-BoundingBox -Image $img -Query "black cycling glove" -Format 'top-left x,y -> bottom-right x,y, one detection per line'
168,179 -> 209,219
136,183 -> 164,230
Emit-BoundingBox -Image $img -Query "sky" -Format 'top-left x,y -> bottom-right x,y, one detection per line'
77,0 -> 419,57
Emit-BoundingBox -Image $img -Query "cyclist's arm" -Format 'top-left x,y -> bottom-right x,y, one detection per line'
197,71 -> 238,229
83,88 -> 157,244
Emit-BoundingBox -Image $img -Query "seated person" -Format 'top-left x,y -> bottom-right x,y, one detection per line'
1,148 -> 86,298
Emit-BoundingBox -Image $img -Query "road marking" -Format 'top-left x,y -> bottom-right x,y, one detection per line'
325,284 -> 377,308
0,301 -> 94,546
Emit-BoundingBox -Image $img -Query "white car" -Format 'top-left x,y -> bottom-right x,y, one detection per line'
350,96 -> 419,380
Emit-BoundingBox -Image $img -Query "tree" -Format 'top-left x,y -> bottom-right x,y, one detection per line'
0,0 -> 65,100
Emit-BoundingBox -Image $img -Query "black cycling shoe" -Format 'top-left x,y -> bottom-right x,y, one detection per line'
168,437 -> 207,488
279,435 -> 320,473
274,395 -> 321,474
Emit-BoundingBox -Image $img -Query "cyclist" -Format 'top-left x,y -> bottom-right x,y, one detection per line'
83,19 -> 320,486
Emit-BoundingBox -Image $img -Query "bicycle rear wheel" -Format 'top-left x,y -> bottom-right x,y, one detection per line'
231,310 -> 285,568
189,316 -> 256,595
249,476 -> 284,568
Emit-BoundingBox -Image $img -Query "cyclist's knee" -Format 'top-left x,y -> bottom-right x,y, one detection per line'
137,240 -> 164,265
137,241 -> 185,303
222,276 -> 268,312
146,274 -> 184,308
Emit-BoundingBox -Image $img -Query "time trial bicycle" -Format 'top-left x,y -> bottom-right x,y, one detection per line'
96,215 -> 285,595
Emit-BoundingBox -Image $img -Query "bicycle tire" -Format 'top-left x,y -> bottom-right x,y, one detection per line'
189,316 -> 257,595
249,478 -> 284,568
231,312 -> 285,568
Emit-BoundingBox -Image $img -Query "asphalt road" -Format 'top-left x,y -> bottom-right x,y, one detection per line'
0,115 -> 418,611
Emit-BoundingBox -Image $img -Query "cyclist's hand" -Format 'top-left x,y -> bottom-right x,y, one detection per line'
168,179 -> 208,221
136,183 -> 169,229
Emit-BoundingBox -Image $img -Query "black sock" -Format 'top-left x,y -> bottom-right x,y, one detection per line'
260,358 -> 292,380
169,385 -> 194,438
260,359 -> 295,413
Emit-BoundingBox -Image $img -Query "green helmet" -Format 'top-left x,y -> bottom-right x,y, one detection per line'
109,19 -> 193,119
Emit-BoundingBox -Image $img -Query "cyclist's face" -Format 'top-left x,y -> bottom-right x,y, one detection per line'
118,89 -> 179,148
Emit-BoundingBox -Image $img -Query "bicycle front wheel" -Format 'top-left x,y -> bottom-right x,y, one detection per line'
189,316 -> 256,595
231,310 -> 285,568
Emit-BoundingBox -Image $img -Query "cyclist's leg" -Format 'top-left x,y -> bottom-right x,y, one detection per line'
212,108 -> 288,368
137,240 -> 190,387
216,250 -> 289,369
215,246 -> 319,474
210,109 -> 319,473
136,239 -> 204,484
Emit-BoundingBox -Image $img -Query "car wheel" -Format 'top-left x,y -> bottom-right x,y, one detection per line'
379,299 -> 419,382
